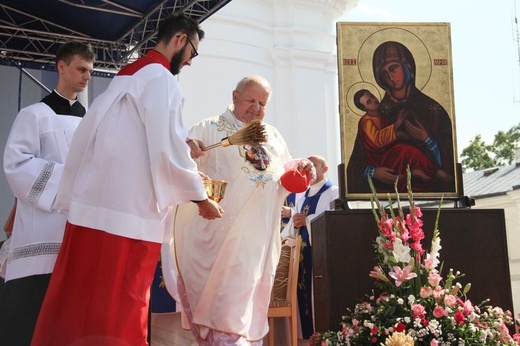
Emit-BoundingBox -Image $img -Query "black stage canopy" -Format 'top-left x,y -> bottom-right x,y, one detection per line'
0,0 -> 231,72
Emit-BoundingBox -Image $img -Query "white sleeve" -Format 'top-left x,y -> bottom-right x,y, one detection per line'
140,74 -> 207,210
3,107 -> 64,212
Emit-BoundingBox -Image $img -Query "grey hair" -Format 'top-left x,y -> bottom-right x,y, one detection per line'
235,75 -> 272,100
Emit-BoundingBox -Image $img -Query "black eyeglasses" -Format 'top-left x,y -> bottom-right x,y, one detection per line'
185,36 -> 198,60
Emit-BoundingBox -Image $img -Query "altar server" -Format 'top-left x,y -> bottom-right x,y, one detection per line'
0,41 -> 95,346
32,13 -> 222,346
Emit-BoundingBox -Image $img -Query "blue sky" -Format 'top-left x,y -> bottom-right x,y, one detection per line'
339,0 -> 520,155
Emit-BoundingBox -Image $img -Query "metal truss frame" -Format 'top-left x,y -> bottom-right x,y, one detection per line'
0,0 -> 231,72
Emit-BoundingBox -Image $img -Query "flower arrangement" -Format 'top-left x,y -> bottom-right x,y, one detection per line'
310,169 -> 520,346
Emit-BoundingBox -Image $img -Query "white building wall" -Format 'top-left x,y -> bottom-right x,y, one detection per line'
179,0 -> 357,185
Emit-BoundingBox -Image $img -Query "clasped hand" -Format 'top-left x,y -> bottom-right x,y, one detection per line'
196,199 -> 224,220
292,212 -> 306,228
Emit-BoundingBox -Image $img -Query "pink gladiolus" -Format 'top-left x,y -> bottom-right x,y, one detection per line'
410,241 -> 425,254
396,216 -> 407,233
379,217 -> 393,231
384,240 -> 394,250
400,227 -> 410,243
430,340 -> 439,346
389,265 -> 417,287
410,227 -> 425,242
406,210 -> 423,232
433,305 -> 447,318
413,205 -> 423,217
380,221 -> 397,243
406,213 -> 423,231
428,272 -> 442,287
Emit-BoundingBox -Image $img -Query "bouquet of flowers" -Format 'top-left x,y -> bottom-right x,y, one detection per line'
310,169 -> 520,345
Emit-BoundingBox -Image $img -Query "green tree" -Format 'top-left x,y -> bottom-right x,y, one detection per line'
460,134 -> 495,171
460,122 -> 520,172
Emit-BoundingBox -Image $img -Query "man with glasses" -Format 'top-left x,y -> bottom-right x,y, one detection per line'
32,13 -> 223,346
186,35 -> 199,60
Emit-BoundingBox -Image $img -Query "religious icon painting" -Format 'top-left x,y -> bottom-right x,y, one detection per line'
337,22 -> 460,199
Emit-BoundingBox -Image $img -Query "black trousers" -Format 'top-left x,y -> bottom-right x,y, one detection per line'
0,274 -> 51,346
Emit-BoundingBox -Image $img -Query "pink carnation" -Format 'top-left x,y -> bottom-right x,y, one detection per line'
513,333 -> 520,343
462,299 -> 474,315
432,286 -> 445,301
454,310 -> 465,325
394,322 -> 406,333
433,305 -> 447,318
443,294 -> 457,307
422,258 -> 435,271
411,304 -> 426,319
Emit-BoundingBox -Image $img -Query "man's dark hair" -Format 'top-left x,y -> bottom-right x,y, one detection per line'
157,12 -> 205,44
55,41 -> 95,65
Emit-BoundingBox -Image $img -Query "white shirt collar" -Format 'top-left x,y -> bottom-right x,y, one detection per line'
54,89 -> 78,106
229,105 -> 245,128
308,179 -> 327,196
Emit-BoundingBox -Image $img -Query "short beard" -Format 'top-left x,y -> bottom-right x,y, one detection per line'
169,45 -> 186,75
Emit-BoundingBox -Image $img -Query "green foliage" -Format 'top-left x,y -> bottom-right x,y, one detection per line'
460,135 -> 495,171
460,123 -> 520,172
